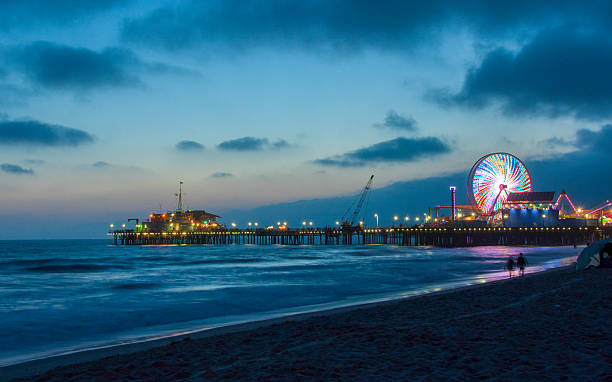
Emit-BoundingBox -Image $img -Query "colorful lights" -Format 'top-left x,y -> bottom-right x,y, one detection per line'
468,153 -> 532,214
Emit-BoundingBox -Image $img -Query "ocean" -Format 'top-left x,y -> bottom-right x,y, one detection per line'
0,240 -> 579,367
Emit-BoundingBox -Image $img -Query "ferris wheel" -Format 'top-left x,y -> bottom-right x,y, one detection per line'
467,153 -> 533,215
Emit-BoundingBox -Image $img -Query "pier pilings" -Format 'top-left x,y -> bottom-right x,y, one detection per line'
111,226 -> 610,248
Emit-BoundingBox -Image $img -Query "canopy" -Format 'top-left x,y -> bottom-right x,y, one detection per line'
576,238 -> 612,271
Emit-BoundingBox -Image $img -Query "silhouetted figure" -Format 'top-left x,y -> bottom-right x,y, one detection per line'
517,253 -> 527,277
505,256 -> 516,278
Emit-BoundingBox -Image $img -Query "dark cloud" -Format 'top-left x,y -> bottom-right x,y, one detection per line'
437,27 -> 612,120
210,172 -> 233,178
271,139 -> 292,149
121,1 -> 610,54
217,137 -> 291,151
6,41 -> 192,91
1,163 -> 34,174
218,137 -> 266,151
92,161 -> 111,168
0,119 -> 94,147
176,140 -> 205,151
375,110 -> 417,131
575,124 -> 612,152
314,136 -> 451,167
0,1 -> 128,30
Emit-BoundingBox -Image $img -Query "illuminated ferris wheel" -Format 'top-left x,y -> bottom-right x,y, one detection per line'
467,153 -> 533,215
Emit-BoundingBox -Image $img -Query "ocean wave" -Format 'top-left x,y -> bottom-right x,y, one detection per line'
25,264 -> 126,273
110,282 -> 161,290
182,258 -> 267,266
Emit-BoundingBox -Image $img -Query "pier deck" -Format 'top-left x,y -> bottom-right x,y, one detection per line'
111,226 -> 610,248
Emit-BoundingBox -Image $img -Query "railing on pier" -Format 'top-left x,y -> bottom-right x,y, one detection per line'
110,226 -> 611,248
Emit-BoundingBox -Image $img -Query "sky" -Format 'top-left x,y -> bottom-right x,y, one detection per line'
0,1 -> 611,238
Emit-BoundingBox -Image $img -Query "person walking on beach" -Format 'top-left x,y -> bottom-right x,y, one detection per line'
505,256 -> 516,278
517,253 -> 527,277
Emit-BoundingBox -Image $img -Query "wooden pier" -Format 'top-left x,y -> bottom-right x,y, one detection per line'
111,226 -> 611,248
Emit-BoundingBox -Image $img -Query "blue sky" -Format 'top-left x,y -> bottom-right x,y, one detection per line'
0,1 -> 611,238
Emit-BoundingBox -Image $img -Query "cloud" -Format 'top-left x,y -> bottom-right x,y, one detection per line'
1,163 -> 34,174
23,159 -> 45,164
176,140 -> 205,151
210,172 -> 233,178
121,1 -> 609,54
436,27 -> 612,120
0,1 -> 128,30
6,41 -> 192,91
271,139 -> 292,149
217,137 -> 291,151
314,136 -> 451,167
0,119 -> 94,147
541,137 -> 571,148
91,161 -> 111,168
375,110 -> 417,131
575,124 -> 612,153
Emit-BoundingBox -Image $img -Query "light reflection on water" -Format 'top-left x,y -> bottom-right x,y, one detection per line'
0,240 -> 580,366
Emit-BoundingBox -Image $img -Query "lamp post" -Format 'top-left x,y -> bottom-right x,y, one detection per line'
374,213 -> 379,227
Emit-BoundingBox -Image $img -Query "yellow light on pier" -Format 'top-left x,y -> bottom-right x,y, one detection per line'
109,224 -> 114,228
248,222 -> 252,226
302,221 -> 306,226
309,221 -> 313,226
122,224 -> 126,228
393,216 -> 398,221
336,221 -> 340,225
231,222 -> 236,227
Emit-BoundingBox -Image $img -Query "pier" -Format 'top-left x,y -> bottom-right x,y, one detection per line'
111,225 -> 610,248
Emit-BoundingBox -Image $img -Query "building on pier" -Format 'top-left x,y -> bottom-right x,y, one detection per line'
144,210 -> 221,232
501,191 -> 558,227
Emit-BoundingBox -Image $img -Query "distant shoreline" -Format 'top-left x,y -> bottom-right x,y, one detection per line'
1,262 -> 587,381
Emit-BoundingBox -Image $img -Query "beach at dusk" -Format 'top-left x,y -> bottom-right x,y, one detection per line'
3,264 -> 610,381
2,1 -> 612,380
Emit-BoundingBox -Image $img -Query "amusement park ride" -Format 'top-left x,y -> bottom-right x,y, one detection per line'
436,152 -> 611,227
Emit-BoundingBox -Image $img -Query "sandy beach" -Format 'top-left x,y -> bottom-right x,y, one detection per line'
4,265 -> 611,381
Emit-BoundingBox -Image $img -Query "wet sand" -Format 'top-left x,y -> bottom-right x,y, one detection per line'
5,266 -> 612,381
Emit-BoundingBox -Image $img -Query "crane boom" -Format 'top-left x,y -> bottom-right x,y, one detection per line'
342,174 -> 374,226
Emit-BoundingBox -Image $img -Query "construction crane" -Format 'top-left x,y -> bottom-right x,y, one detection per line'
341,174 -> 374,227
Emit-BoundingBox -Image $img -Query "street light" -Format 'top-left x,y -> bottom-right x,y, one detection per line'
231,222 -> 236,227
374,213 -> 379,227
404,216 -> 409,222
302,221 -> 306,226
335,221 -> 340,225
109,224 -> 114,228
415,217 -> 420,221
248,222 -> 252,226
309,221 -> 313,226
254,222 -> 259,226
393,215 -> 398,222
